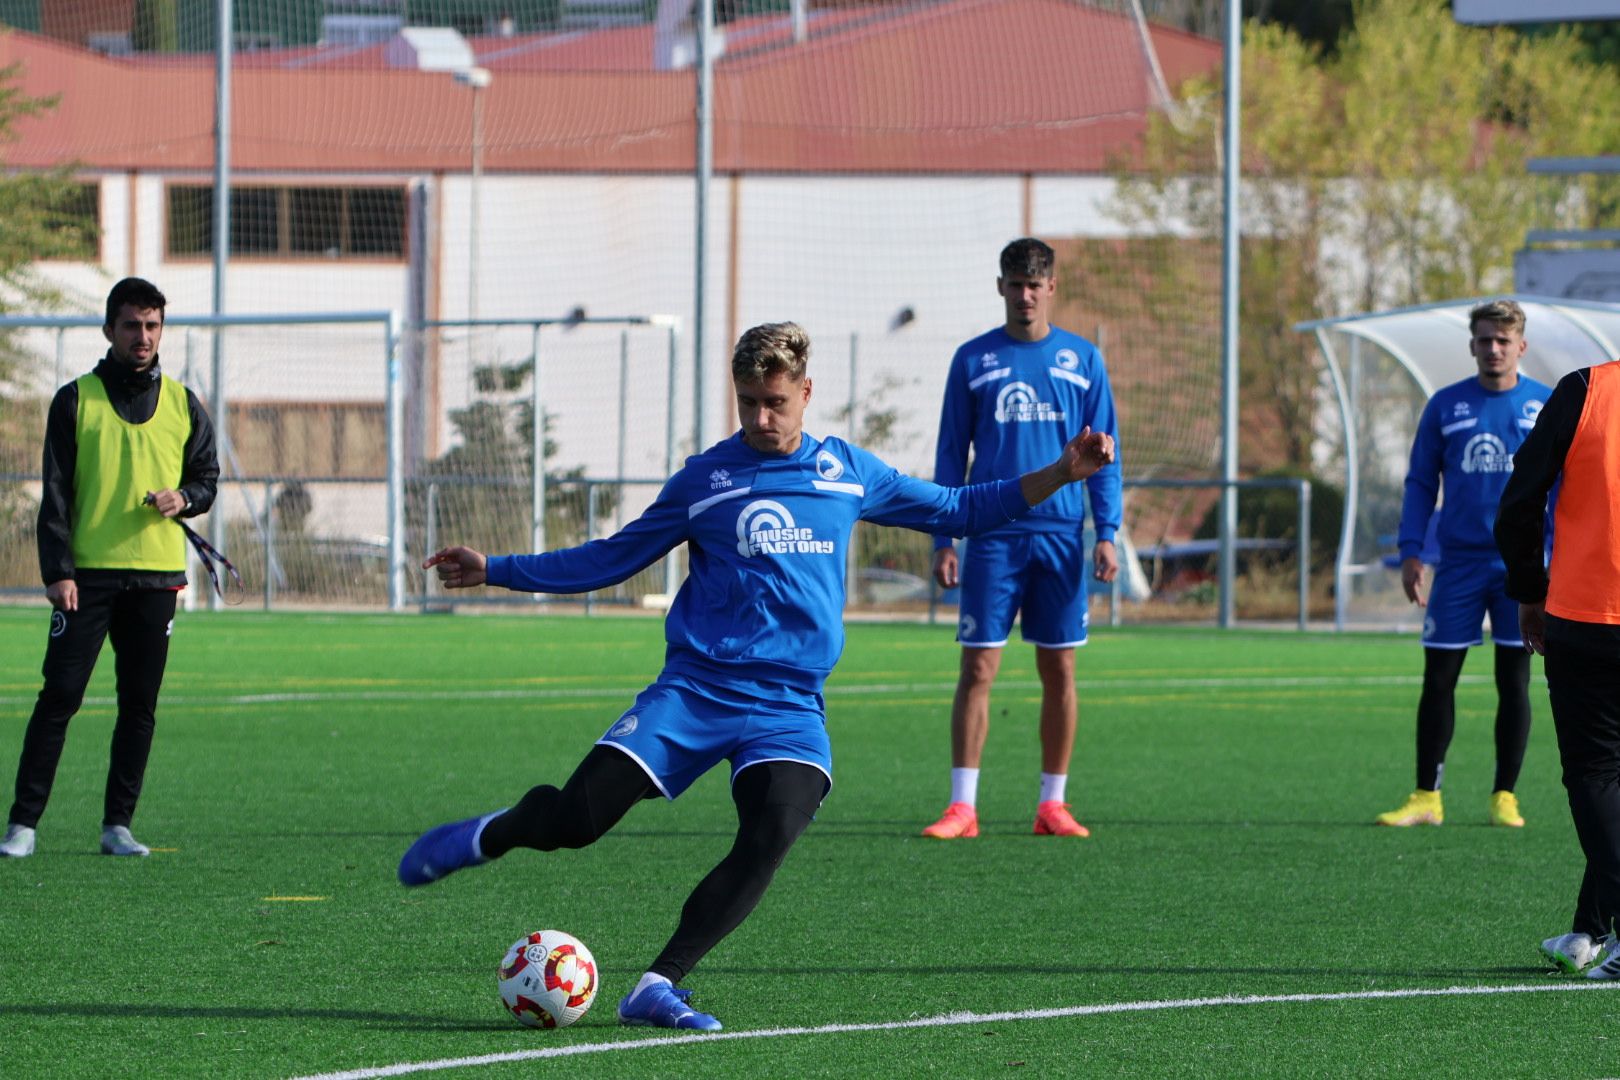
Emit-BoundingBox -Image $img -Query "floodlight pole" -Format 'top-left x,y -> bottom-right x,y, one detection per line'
1217,2 -> 1241,629
693,0 -> 714,453
210,0 -> 234,613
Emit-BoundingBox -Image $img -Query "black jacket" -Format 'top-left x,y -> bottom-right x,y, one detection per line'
37,353 -> 220,589
1496,366 -> 1620,649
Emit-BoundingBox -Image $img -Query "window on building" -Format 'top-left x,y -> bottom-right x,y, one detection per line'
44,181 -> 101,262
166,185 -> 406,259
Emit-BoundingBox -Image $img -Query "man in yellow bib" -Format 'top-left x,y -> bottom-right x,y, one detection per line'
0,279 -> 218,859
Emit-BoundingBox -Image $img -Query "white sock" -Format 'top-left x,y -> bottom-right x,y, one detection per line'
471,809 -> 505,862
950,767 -> 980,807
632,971 -> 672,1000
1040,772 -> 1067,804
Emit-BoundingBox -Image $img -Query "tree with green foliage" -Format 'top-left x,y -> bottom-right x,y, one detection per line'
1107,0 -> 1620,476
132,0 -> 180,53
0,65 -> 101,586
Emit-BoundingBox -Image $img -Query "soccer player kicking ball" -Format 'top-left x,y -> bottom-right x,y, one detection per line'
1376,300 -> 1549,829
398,322 -> 1115,1031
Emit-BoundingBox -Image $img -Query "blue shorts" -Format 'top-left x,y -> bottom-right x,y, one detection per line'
956,531 -> 1088,649
596,673 -> 833,800
1423,557 -> 1521,649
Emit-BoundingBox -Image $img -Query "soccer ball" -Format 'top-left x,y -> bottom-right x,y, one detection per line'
496,930 -> 599,1028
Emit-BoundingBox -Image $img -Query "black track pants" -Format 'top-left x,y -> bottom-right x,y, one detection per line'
8,582 -> 177,829
1547,629 -> 1620,939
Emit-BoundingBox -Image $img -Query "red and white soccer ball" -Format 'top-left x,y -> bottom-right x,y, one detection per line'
496,929 -> 599,1028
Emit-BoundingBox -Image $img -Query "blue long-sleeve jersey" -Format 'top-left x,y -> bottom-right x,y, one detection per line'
933,325 -> 1121,549
486,430 -> 1034,696
1398,374 -> 1551,563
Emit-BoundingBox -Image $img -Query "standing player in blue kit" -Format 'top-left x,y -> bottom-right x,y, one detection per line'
922,238 -> 1122,841
1376,299 -> 1550,829
398,321 -> 1115,1031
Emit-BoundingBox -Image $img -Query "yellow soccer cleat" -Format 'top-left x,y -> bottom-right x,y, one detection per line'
921,802 -> 979,839
1490,790 -> 1525,828
1375,789 -> 1443,827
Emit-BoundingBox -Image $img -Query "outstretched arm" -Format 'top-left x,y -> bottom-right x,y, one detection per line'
858,427 -> 1117,540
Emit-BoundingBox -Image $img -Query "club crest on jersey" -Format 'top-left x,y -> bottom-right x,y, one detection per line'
735,499 -> 835,557
994,381 -> 1065,424
1055,348 -> 1080,370
1460,432 -> 1513,474
709,469 -> 732,490
815,450 -> 845,481
609,713 -> 638,737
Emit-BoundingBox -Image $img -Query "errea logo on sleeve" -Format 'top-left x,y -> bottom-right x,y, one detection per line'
735,500 -> 835,557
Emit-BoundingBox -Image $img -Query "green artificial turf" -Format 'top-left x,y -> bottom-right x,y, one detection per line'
1,607 -> 1616,1078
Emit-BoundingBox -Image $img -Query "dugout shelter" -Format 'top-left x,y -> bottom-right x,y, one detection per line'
1296,295 -> 1620,631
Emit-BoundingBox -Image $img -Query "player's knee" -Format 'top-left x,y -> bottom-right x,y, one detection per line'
1421,649 -> 1465,693
1494,646 -> 1531,695
32,688 -> 86,721
961,649 -> 1001,685
737,804 -> 812,869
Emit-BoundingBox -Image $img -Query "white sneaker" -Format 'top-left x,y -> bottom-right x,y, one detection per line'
1584,934 -> 1620,980
1542,932 -> 1600,973
0,823 -> 35,858
99,825 -> 150,857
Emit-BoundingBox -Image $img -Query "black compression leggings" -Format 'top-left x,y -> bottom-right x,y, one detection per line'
479,745 -> 826,983
1415,645 -> 1531,792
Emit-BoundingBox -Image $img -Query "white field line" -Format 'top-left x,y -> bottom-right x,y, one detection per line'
0,673 -> 1486,710
288,981 -> 1616,1080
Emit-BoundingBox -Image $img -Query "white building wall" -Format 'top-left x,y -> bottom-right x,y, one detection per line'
34,169 -> 1135,483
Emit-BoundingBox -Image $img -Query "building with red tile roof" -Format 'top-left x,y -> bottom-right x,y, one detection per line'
1,0 -> 1218,173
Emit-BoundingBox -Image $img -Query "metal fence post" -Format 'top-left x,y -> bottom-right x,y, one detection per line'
423,481 -> 440,612
530,322 -> 546,559
209,324 -> 226,613
263,479 -> 275,611
846,331 -> 859,606
664,323 -> 681,602
1298,478 -> 1312,632
387,310 -> 406,610
584,479 -> 596,617
616,330 -> 629,531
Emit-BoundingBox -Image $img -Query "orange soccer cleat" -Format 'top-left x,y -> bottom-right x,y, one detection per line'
921,801 -> 979,839
1033,800 -> 1090,838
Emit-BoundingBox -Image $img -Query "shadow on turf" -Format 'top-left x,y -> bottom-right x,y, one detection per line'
0,1003 -> 519,1030
811,820 -> 1523,832
1,970 -> 1560,1032
694,964 -> 1554,979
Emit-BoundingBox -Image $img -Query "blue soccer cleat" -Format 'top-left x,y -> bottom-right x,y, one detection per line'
397,810 -> 501,886
617,982 -> 723,1031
